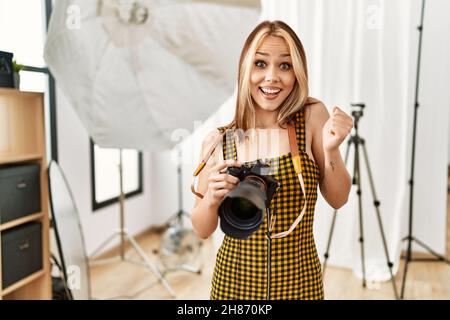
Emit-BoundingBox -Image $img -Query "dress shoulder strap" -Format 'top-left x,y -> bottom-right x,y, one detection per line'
294,108 -> 306,152
217,126 -> 236,161
294,97 -> 321,152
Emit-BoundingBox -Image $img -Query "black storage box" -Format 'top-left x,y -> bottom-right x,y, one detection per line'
0,51 -> 14,88
0,164 -> 41,224
1,221 -> 43,288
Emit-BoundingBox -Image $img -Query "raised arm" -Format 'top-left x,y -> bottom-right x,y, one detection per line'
310,102 -> 353,209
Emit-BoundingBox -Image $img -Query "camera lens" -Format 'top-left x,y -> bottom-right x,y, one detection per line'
230,197 -> 258,220
218,180 -> 267,239
218,162 -> 279,239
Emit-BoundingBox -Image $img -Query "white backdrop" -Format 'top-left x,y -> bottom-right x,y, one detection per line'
258,0 -> 450,280
161,0 -> 450,282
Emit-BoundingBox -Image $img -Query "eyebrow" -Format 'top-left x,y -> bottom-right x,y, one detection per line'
256,51 -> 291,57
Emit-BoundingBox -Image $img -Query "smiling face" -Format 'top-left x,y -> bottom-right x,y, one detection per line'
232,21 -> 309,131
250,35 -> 296,113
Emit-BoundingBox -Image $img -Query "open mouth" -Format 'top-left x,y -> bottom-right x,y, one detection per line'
259,87 -> 282,100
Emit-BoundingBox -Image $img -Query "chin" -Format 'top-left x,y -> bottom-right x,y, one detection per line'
258,103 -> 280,112
254,99 -> 283,112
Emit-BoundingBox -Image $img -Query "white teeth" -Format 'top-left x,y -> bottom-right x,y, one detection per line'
261,87 -> 281,94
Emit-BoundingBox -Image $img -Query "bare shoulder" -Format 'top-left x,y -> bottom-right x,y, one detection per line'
202,128 -> 221,149
201,128 -> 224,164
303,98 -> 330,183
303,97 -> 330,130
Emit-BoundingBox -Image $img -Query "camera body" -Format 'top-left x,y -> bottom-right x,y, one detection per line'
218,160 -> 280,239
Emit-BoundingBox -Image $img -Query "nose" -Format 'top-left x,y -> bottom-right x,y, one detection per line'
264,65 -> 280,83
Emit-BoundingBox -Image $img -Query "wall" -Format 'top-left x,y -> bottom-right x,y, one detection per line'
55,87 -> 154,257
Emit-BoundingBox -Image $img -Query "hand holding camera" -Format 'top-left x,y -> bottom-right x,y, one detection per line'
204,160 -> 242,209
218,160 -> 280,239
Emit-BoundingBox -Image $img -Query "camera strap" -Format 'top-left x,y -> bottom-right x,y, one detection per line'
191,127 -> 230,199
269,121 -> 307,239
191,121 -> 308,239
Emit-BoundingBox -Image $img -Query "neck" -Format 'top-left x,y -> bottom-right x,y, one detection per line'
254,106 -> 279,129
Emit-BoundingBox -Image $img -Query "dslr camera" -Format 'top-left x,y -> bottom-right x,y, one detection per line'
218,160 -> 280,239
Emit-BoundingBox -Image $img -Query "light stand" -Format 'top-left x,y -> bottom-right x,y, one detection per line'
153,145 -> 202,275
400,0 -> 450,299
89,149 -> 176,299
322,103 -> 399,300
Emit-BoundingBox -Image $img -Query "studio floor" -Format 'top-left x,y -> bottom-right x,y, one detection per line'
89,172 -> 450,300
90,224 -> 450,300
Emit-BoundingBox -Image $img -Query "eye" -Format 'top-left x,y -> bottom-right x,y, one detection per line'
280,62 -> 292,71
255,60 -> 266,68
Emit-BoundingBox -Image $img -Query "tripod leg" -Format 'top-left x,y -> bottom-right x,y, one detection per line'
400,241 -> 412,299
361,142 -> 399,299
323,141 -> 351,279
400,0 -> 428,300
89,231 -> 122,264
322,208 -> 338,280
410,237 -> 450,264
354,140 -> 366,288
400,177 -> 415,298
124,232 -> 177,299
165,264 -> 201,274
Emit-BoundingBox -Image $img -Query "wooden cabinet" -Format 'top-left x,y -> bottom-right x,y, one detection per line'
0,88 -> 51,299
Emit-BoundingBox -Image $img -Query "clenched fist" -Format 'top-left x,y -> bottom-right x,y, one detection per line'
322,106 -> 353,152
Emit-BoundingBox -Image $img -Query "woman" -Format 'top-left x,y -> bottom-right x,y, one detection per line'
191,20 -> 353,300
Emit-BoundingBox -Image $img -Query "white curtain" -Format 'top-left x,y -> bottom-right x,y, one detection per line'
257,0 -> 450,281
179,0 -> 450,283
178,0 -> 450,281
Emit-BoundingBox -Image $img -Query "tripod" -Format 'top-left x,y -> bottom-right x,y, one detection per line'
153,145 -> 202,275
89,149 -> 176,298
400,0 -> 450,299
322,103 -> 399,300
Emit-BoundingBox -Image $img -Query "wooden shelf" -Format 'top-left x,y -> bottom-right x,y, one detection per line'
1,270 -> 45,296
0,88 -> 44,97
0,153 -> 43,165
0,90 -> 45,157
0,212 -> 44,231
0,89 -> 51,300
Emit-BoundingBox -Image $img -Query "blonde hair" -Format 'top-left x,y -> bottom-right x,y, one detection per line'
228,20 -> 309,133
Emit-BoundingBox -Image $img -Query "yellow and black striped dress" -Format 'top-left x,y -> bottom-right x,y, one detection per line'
211,107 -> 324,300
